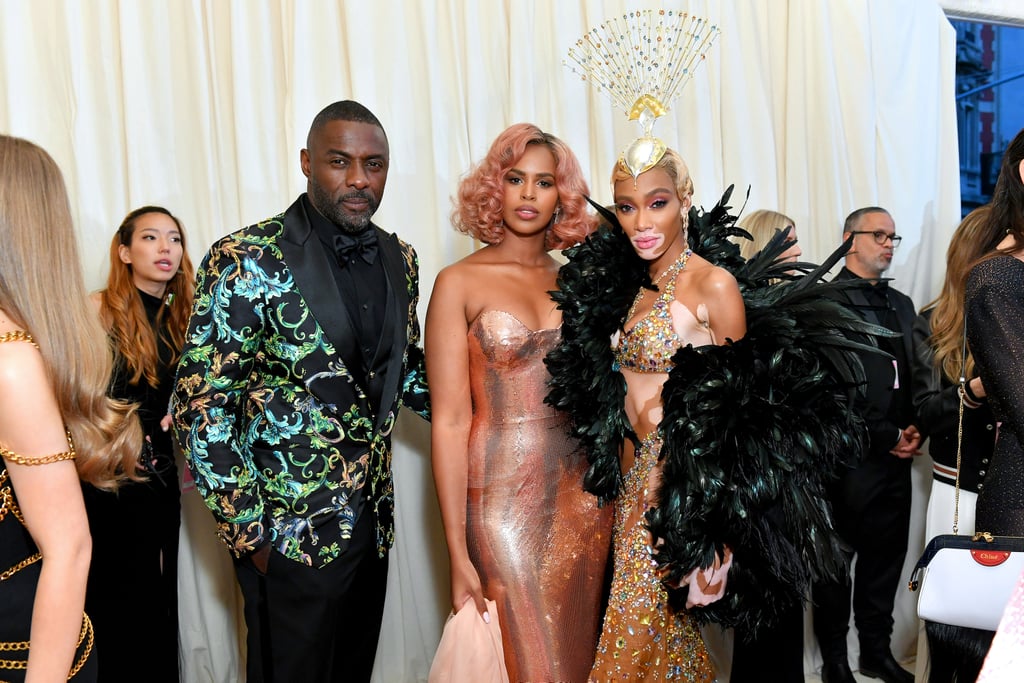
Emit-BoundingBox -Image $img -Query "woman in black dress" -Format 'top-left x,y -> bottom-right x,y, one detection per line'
85,206 -> 195,681
965,127 -> 1024,539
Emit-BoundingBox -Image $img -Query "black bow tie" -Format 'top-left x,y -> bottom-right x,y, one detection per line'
333,229 -> 378,266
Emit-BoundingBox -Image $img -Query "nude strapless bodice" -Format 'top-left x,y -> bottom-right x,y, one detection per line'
467,309 -> 562,424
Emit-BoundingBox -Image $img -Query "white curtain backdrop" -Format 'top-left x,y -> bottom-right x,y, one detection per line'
0,1 -> 962,681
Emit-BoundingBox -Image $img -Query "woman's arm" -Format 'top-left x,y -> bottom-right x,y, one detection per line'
424,266 -> 486,616
0,339 -> 92,682
702,266 -> 747,345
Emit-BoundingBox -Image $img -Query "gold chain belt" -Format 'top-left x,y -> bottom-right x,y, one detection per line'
0,468 -> 38,582
0,613 -> 93,679
0,470 -> 26,525
0,553 -> 41,582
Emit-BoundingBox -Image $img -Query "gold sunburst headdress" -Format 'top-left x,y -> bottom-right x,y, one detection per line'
566,10 -> 720,179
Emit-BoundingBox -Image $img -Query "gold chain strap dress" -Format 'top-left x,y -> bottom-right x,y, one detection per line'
0,331 -> 95,682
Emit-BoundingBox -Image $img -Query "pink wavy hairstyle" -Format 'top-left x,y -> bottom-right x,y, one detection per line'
452,123 -> 595,249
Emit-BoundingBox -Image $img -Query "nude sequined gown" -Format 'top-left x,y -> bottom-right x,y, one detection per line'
466,310 -> 613,683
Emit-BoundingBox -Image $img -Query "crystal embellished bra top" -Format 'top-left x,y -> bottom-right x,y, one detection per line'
613,270 -> 714,374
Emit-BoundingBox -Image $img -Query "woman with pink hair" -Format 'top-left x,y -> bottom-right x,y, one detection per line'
426,123 -> 611,681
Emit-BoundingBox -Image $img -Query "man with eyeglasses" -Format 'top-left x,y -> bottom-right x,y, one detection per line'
813,207 -> 920,683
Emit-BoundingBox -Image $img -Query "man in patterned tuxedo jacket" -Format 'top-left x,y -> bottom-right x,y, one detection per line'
173,100 -> 430,683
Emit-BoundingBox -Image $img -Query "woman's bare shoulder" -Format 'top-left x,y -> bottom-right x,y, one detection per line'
683,256 -> 739,294
88,290 -> 104,313
0,331 -> 47,398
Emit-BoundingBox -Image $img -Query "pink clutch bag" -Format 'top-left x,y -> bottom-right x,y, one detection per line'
428,599 -> 509,683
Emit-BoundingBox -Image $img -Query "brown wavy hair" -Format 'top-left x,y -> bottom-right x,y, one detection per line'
923,205 -> 992,382
0,135 -> 142,490
97,206 -> 195,388
453,123 -> 595,249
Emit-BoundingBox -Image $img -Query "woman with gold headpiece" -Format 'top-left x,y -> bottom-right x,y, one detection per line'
551,13 -> 885,679
426,123 -> 612,681
596,144 -> 744,679
549,161 -> 884,680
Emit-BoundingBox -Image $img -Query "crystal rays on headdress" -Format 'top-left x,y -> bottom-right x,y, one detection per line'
566,10 -> 720,179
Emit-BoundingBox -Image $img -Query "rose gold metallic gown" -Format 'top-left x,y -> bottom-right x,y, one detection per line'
466,310 -> 613,683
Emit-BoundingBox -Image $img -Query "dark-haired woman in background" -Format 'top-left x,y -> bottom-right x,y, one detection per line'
966,128 -> 1024,538
85,206 -> 195,681
961,127 -> 1024,679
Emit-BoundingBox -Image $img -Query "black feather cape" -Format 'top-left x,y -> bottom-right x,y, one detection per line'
544,186 -> 889,633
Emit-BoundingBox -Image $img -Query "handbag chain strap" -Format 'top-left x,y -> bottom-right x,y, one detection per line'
953,319 -> 968,535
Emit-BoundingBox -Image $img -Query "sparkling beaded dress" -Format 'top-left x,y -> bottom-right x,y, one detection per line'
465,310 -> 612,683
550,194 -> 883,676
589,272 -> 715,682
966,255 -> 1024,536
0,333 -> 97,681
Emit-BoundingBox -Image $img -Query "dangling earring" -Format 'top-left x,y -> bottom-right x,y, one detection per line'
552,206 -> 561,224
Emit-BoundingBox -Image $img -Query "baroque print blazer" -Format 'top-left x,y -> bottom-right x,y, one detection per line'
173,197 -> 429,568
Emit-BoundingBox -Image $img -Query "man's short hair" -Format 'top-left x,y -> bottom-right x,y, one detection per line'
843,206 -> 890,235
307,100 -> 387,147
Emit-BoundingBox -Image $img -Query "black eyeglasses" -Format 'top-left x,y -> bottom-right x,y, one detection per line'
849,230 -> 902,247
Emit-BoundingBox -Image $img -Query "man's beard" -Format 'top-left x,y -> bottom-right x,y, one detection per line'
309,180 -> 377,234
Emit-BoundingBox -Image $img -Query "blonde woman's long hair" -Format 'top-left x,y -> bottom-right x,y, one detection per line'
738,209 -> 795,260
923,205 -> 992,383
0,135 -> 142,490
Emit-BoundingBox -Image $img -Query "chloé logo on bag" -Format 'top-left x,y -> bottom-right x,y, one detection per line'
971,549 -> 1011,567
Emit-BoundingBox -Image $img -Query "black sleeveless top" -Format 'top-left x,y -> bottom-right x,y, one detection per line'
0,333 -> 96,681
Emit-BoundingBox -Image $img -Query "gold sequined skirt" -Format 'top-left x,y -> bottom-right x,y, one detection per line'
590,433 -> 714,682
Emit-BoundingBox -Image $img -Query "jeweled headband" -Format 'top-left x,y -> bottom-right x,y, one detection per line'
566,10 -> 720,179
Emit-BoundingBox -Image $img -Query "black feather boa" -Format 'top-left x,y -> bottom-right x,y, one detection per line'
545,186 -> 890,632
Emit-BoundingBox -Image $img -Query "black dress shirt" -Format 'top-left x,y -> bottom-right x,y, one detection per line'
303,194 -> 389,410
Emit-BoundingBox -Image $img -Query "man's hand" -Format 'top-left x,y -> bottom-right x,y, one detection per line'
890,424 -> 922,459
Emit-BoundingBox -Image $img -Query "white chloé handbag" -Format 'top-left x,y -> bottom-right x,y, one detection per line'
908,323 -> 1024,631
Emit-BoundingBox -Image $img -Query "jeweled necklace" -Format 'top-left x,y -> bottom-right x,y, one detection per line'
626,248 -> 692,323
